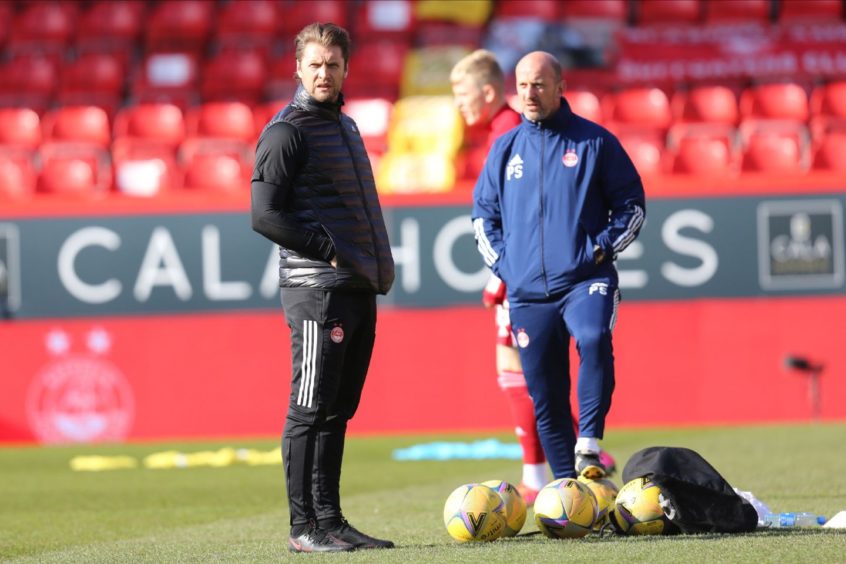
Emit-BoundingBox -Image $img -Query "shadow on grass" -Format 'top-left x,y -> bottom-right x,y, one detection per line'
507,528 -> 846,544
399,527 -> 845,551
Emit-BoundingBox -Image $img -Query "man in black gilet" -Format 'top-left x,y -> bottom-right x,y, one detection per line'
251,22 -> 395,553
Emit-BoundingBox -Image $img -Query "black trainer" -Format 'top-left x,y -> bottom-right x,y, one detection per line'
288,522 -> 355,553
575,451 -> 607,479
327,519 -> 395,549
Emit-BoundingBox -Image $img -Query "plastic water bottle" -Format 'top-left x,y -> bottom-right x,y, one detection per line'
763,512 -> 826,527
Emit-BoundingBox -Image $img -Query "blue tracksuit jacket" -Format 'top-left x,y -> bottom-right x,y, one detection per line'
472,98 -> 646,303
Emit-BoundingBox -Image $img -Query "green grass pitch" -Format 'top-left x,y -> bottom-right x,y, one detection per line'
2,423 -> 845,562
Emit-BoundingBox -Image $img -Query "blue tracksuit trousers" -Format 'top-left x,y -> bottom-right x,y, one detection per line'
508,276 -> 620,479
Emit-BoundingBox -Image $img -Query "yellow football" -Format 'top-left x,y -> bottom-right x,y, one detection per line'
481,479 -> 527,536
443,483 -> 507,542
533,477 -> 597,538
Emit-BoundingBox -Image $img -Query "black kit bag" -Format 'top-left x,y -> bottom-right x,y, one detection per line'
621,446 -> 759,534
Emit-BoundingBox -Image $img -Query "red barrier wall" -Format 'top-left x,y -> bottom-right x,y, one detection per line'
2,295 -> 843,443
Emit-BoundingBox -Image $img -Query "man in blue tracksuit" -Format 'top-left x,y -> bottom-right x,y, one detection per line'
472,51 -> 645,480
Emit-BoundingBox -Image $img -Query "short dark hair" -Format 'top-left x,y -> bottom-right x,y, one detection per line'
294,22 -> 351,67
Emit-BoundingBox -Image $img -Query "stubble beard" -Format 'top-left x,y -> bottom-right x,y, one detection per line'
310,83 -> 339,103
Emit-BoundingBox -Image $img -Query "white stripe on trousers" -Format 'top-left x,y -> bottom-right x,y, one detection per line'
297,320 -> 318,408
609,288 -> 621,331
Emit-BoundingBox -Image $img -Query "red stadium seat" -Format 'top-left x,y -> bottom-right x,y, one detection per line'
42,106 -> 111,148
0,57 -> 58,112
738,118 -> 808,148
605,87 -> 673,132
60,53 -> 125,96
809,81 -> 846,143
277,0 -> 350,35
345,40 -> 408,100
566,89 -> 603,123
811,81 -> 846,119
740,83 -> 809,122
114,104 -> 186,149
58,53 -> 125,117
264,58 -> 300,102
495,0 -> 559,19
812,132 -> 846,171
0,3 -> 11,46
77,1 -> 146,56
146,0 -> 214,54
185,102 -> 256,143
131,52 -> 201,108
253,101 -> 288,139
671,133 -> 736,175
637,0 -> 702,25
0,108 -> 42,150
741,130 -> 806,173
779,0 -> 843,22
38,157 -> 99,196
200,51 -> 267,104
618,133 -> 665,175
113,137 -> 176,162
559,0 -> 628,21
182,153 -> 249,193
8,2 -> 76,57
0,148 -> 37,199
179,136 -> 253,172
704,0 -> 771,23
0,56 -> 59,96
216,0 -> 278,49
58,95 -> 123,122
112,137 -> 181,195
668,121 -> 736,150
672,85 -> 739,124
38,143 -> 112,195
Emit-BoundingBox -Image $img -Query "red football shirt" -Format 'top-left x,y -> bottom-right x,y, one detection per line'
462,103 -> 521,181
486,103 -> 522,151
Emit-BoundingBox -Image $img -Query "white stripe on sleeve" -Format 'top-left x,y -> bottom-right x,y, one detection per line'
473,218 -> 499,266
612,205 -> 644,253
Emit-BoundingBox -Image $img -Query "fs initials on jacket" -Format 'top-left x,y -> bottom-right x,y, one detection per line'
472,98 -> 645,303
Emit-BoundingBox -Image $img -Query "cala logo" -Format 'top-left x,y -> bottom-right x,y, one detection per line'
26,327 -> 135,444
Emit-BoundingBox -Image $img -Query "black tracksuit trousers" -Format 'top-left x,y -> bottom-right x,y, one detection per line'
279,287 -> 377,529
